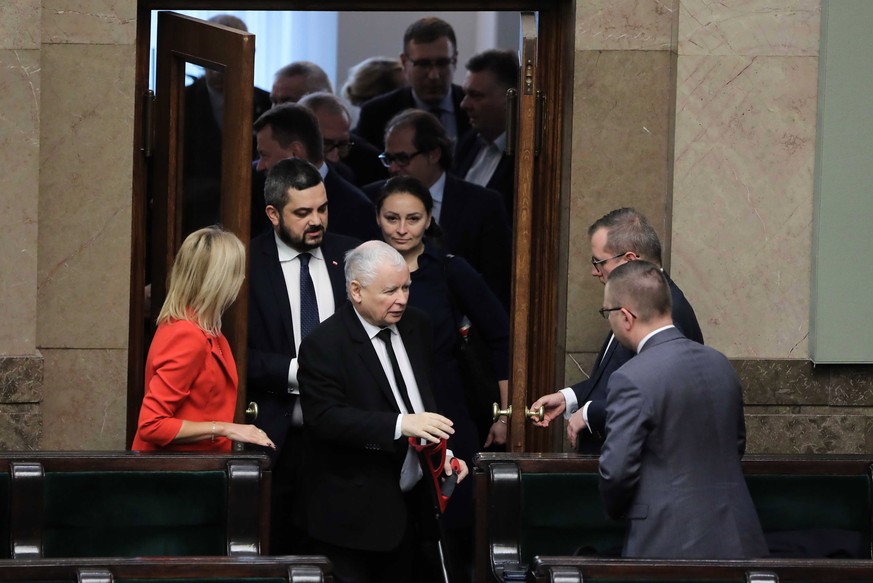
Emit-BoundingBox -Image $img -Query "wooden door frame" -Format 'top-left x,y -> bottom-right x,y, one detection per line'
128,0 -> 574,451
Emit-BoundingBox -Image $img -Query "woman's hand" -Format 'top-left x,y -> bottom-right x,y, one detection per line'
484,418 -> 508,447
221,423 -> 276,449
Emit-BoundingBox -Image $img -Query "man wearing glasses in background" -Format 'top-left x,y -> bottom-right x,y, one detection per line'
299,92 -> 389,189
363,109 -> 512,310
354,17 -> 471,150
530,208 -> 704,454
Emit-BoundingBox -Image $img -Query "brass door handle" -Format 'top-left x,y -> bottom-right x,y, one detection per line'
526,405 -> 544,421
245,402 -> 258,421
492,403 -> 545,422
492,403 -> 512,422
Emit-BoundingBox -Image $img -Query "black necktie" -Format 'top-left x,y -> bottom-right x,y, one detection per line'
299,253 -> 319,339
377,328 -> 415,413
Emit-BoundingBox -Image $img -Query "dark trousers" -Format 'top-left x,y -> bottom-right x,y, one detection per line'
311,483 -> 448,583
269,426 -> 309,555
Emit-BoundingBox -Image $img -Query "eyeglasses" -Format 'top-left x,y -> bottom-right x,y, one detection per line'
379,150 -> 423,168
407,56 -> 457,71
598,307 -> 637,320
324,139 -> 354,157
591,252 -> 627,270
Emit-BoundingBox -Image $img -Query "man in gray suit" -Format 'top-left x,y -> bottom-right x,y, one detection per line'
598,260 -> 767,559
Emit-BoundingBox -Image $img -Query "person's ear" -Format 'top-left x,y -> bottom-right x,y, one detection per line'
427,147 -> 441,166
624,251 -> 640,262
266,205 -> 280,228
620,307 -> 635,330
349,280 -> 363,304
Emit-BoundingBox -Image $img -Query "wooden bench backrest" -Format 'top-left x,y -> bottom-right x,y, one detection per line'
0,452 -> 271,559
0,556 -> 332,583
532,556 -> 873,583
474,454 -> 873,583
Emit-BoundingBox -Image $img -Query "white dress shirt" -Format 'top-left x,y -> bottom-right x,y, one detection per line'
276,232 -> 336,392
353,309 -> 424,491
464,132 -> 506,188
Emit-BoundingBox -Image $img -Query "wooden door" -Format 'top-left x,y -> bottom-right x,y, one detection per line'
127,11 -> 256,445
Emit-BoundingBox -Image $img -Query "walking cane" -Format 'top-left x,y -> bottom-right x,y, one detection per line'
408,437 -> 462,583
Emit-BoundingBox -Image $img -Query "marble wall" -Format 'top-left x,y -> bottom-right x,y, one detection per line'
0,0 -> 42,450
564,0 -> 873,454
671,0 -> 820,359
0,0 -> 136,450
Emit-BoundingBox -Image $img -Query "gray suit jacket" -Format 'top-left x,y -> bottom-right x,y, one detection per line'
598,327 -> 768,559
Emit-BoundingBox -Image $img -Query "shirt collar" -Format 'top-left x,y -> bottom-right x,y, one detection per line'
317,161 -> 328,179
636,324 -> 676,353
353,306 -> 398,340
429,171 -> 447,203
274,231 -> 325,263
482,131 -> 507,152
412,90 -> 453,114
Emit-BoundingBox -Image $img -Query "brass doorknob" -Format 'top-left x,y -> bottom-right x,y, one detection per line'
246,402 -> 258,421
525,405 -> 544,421
492,403 -> 512,422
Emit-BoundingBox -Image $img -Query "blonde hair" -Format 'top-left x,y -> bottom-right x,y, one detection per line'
341,57 -> 406,106
158,227 -> 246,335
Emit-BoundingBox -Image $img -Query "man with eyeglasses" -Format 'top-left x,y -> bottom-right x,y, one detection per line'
252,103 -> 381,242
530,208 -> 703,454
364,108 -> 512,309
353,17 -> 471,150
299,92 -> 389,189
596,260 -> 766,559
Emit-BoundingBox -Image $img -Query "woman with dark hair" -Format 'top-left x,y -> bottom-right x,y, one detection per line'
375,175 -> 509,578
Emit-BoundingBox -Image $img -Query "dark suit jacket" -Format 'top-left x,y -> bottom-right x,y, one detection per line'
183,77 -> 271,235
353,85 -> 471,150
338,132 -> 390,187
364,173 -> 512,308
247,230 -> 359,456
454,130 -> 515,221
599,327 -> 768,559
573,276 -> 703,453
250,165 -> 381,242
322,167 -> 382,242
297,303 -> 436,551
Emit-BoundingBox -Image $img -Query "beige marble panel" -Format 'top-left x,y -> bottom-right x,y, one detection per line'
576,0 -> 679,51
566,49 -> 676,352
41,0 -> 136,45
746,414 -> 869,454
671,55 -> 818,359
40,348 -> 127,450
678,0 -> 820,57
37,43 -> 134,349
0,48 -> 40,355
0,1 -> 40,50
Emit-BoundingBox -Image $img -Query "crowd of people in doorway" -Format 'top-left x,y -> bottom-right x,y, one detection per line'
134,13 -> 770,583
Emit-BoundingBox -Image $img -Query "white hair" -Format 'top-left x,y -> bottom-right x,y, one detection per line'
344,240 -> 407,290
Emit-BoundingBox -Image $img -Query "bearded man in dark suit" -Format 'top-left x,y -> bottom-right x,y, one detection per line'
247,158 -> 359,554
297,240 -> 468,583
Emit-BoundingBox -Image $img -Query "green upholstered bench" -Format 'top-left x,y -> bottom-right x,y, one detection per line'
530,556 -> 873,583
0,556 -> 332,583
473,454 -> 873,583
0,470 -> 8,559
0,452 -> 271,559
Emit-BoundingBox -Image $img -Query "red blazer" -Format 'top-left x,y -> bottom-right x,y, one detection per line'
132,319 -> 238,452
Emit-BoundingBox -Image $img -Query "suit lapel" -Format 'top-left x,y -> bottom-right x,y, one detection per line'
320,235 -> 349,308
439,175 -> 461,232
577,333 -> 617,403
260,235 -> 296,351
341,305 -> 403,412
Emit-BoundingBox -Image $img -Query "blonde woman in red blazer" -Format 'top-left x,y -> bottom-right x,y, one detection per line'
133,227 -> 275,452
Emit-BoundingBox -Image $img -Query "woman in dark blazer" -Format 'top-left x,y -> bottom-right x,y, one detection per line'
133,227 -> 275,452
375,176 -> 509,576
